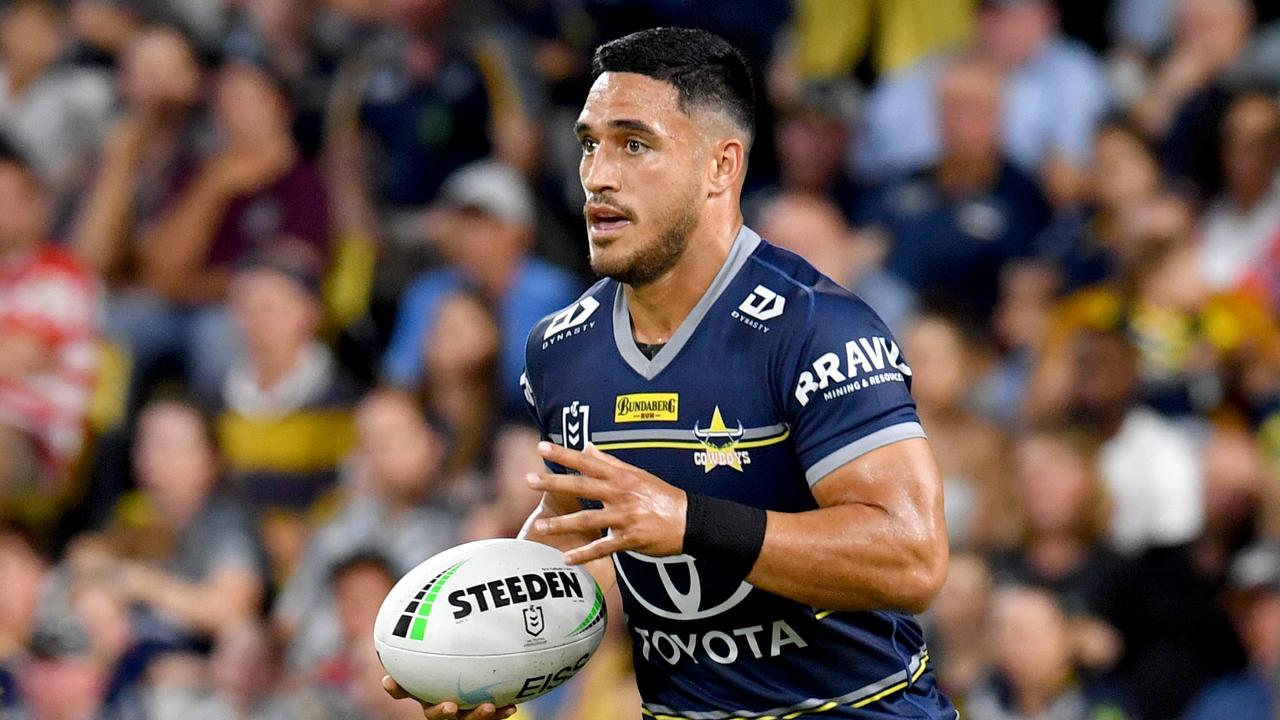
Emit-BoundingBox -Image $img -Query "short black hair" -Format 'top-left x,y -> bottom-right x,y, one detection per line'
591,27 -> 756,148
329,549 -> 397,586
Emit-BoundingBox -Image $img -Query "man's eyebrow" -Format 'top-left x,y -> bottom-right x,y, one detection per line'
574,119 -> 660,136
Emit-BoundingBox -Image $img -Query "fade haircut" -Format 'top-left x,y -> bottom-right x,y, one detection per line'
591,27 -> 756,150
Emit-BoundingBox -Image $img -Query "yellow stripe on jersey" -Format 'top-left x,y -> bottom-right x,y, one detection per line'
593,430 -> 790,452
639,651 -> 930,720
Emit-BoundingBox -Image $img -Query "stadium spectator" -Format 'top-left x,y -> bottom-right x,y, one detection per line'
0,526 -> 47,709
0,0 -> 114,205
70,26 -> 204,283
926,553 -> 994,701
323,0 -> 491,243
383,160 -> 581,419
214,242 -> 359,515
111,61 -> 329,400
753,80 -> 863,216
204,621 -> 337,719
66,0 -> 144,71
71,397 -> 267,646
9,624 -> 111,720
856,54 -> 1053,326
857,0 -> 1111,205
418,288 -> 503,482
274,389 -> 455,669
757,190 -> 918,333
310,552 -> 396,691
1184,542 -> 1280,720
1197,90 -> 1280,307
964,585 -> 1131,720
1133,0 -> 1255,185
463,423 -> 547,541
1036,119 -> 1164,292
0,141 -> 99,528
902,311 -> 1012,550
1059,326 -> 1206,553
991,428 -> 1125,671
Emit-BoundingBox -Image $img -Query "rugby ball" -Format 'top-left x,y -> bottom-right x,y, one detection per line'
373,538 -> 606,708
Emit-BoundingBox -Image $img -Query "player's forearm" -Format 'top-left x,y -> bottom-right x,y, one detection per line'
747,504 -> 948,614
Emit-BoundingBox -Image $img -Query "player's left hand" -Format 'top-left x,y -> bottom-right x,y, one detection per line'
528,441 -> 686,564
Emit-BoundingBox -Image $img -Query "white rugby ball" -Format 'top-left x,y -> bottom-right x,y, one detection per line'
373,538 -> 606,708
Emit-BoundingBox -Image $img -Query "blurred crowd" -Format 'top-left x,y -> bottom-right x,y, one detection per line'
1,0 -> 1280,718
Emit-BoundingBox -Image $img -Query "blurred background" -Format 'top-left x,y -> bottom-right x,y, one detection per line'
0,0 -> 1279,717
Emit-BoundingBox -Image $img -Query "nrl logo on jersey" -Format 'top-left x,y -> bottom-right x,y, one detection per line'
542,297 -> 600,350
692,406 -> 751,472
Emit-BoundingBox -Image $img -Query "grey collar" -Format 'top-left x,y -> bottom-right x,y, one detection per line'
612,225 -> 762,380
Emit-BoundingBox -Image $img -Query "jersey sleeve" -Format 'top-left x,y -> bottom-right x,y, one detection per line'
781,290 -> 925,488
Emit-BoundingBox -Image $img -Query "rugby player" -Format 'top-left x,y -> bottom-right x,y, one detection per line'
385,27 -> 952,720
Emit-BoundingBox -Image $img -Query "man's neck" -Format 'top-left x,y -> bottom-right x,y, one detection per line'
625,211 -> 743,344
254,343 -> 308,390
937,150 -> 1001,196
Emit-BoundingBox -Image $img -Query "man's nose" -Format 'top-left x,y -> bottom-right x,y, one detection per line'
582,148 -> 621,194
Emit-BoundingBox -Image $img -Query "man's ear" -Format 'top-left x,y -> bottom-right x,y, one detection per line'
707,137 -> 747,196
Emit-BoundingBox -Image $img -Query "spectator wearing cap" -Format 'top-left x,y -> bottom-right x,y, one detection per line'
854,55 -> 1053,327
0,142 -> 100,529
214,240 -> 359,520
1184,542 -> 1280,720
108,61 -> 330,402
382,159 -> 581,419
0,0 -> 114,206
857,0 -> 1111,206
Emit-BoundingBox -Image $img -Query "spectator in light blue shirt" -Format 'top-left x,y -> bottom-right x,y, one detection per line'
856,0 -> 1111,207
382,160 -> 582,418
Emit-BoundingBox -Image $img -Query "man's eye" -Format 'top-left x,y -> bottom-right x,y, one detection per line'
581,138 -> 598,154
626,139 -> 646,154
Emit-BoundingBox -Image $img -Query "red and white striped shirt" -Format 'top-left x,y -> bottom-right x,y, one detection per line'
0,245 -> 99,486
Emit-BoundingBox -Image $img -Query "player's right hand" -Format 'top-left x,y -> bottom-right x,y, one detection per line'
382,676 -> 517,719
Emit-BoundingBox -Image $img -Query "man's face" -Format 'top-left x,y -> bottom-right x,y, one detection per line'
938,63 -> 1002,155
576,72 -> 707,287
229,269 -> 319,363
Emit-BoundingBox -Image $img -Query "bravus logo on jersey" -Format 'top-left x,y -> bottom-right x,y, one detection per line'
794,336 -> 912,406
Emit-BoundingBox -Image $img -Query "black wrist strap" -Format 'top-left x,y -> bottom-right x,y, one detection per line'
683,493 -> 768,581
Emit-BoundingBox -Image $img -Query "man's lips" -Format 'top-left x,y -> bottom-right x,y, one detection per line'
586,205 -> 632,235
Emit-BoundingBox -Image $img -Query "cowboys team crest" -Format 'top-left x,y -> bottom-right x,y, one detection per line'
692,406 -> 751,472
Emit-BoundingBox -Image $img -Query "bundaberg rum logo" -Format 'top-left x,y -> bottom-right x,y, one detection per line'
692,406 -> 750,472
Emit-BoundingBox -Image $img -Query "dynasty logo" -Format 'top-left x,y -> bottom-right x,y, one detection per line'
692,406 -> 751,472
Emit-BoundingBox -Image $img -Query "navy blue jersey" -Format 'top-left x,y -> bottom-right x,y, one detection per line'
521,227 -> 956,720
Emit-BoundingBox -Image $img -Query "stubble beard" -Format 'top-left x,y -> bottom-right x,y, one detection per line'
590,192 -> 700,288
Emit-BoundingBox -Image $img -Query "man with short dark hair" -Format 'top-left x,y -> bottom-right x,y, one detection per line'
386,27 -> 953,720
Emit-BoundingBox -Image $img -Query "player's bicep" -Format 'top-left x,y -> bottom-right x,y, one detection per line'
810,438 -> 944,529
